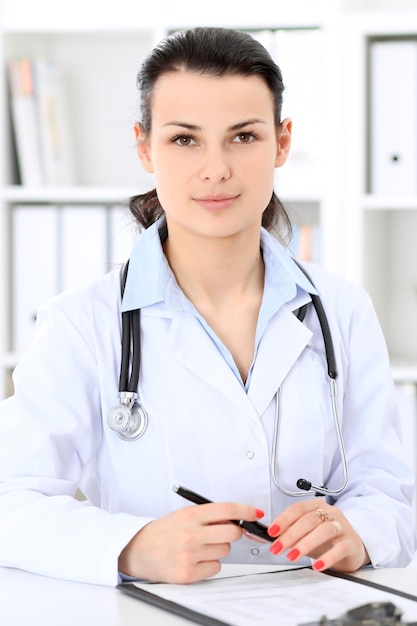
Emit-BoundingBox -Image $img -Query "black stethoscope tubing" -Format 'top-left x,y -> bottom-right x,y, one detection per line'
118,259 -> 336,396
120,261 -> 141,394
293,260 -> 337,380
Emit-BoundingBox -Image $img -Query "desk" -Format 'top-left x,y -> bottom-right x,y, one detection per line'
1,565 -> 416,626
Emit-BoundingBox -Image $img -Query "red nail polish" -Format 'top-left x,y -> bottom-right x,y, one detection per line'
287,549 -> 300,562
268,524 -> 280,537
255,509 -> 265,519
313,560 -> 326,571
269,541 -> 283,555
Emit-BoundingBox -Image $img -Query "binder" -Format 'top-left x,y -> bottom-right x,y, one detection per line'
108,205 -> 137,269
12,205 -> 58,353
369,40 -> 417,195
246,28 -> 324,197
59,205 -> 107,293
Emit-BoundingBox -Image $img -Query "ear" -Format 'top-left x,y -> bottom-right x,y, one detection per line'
275,118 -> 292,167
134,122 -> 154,173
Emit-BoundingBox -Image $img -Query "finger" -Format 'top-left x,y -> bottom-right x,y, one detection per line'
269,504 -> 347,559
311,538 -> 352,572
312,533 -> 369,573
268,498 -> 324,536
164,557 -> 223,584
179,560 -> 222,584
198,541 -> 232,561
186,502 -> 265,527
287,518 -> 346,559
203,521 -> 244,545
270,507 -> 337,551
268,501 -> 332,549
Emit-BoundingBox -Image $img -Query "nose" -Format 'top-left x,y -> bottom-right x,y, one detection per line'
198,145 -> 231,182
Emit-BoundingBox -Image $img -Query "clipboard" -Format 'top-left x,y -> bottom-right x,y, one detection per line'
117,567 -> 417,626
325,570 -> 417,604
118,582 -> 231,626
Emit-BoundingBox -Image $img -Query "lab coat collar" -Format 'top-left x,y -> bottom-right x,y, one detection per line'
168,301 -> 313,420
121,218 -> 319,313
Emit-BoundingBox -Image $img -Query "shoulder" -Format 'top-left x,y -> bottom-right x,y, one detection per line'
298,261 -> 383,344
298,261 -> 371,308
36,267 -> 123,330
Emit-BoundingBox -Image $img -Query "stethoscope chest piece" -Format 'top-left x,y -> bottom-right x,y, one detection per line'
107,392 -> 148,441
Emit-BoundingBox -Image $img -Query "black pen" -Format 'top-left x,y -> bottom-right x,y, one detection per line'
172,484 -> 274,543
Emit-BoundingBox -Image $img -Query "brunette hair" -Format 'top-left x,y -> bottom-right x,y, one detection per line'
129,27 -> 291,241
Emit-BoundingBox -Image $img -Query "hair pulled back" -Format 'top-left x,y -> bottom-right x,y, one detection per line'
129,27 -> 291,240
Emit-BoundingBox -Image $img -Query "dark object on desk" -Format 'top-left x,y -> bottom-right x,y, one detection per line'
299,601 -> 417,626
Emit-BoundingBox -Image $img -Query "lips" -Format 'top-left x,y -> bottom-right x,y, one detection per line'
193,194 -> 239,211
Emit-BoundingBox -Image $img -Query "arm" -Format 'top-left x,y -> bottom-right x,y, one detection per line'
0,295 -> 145,585
268,281 -> 416,570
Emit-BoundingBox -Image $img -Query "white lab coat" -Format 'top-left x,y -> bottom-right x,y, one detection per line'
0,240 -> 415,585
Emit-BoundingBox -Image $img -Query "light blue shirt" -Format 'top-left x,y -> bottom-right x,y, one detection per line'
122,219 -> 317,390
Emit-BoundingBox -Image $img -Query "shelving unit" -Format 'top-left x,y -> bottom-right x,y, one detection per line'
340,9 -> 417,383
337,8 -> 417,519
0,0 -> 349,400
1,0 -> 417,391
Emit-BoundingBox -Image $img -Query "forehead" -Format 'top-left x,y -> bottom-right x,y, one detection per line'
150,70 -> 275,124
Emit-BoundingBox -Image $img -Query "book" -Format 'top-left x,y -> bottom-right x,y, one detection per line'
8,59 -> 44,186
33,58 -> 75,186
8,57 -> 75,186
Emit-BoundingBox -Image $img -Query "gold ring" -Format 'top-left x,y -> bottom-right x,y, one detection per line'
315,509 -> 329,522
331,520 -> 342,536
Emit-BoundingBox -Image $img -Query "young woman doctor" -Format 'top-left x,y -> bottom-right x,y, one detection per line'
0,27 -> 415,586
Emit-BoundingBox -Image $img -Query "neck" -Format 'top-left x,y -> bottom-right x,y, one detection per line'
163,224 -> 264,305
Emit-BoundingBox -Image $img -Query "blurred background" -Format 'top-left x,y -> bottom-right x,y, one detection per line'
1,0 -> 417,518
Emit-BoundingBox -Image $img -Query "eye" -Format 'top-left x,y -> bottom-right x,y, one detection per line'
173,135 -> 196,146
233,132 -> 255,144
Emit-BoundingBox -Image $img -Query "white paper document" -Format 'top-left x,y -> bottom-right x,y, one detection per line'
129,567 -> 417,626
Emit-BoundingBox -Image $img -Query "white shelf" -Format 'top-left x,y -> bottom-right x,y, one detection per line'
1,185 -> 139,205
362,195 -> 417,211
2,0 -> 340,33
392,363 -> 417,384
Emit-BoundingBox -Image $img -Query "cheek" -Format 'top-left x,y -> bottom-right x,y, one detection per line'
152,162 -> 187,214
151,157 -> 180,191
152,151 -> 191,182
245,156 -> 276,188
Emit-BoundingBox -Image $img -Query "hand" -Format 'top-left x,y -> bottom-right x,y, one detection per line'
267,498 -> 369,573
118,502 -> 264,583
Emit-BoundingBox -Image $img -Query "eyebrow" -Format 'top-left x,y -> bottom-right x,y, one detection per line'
162,118 -> 267,131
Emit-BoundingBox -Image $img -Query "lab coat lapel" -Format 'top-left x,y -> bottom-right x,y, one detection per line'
167,315 -> 259,419
248,306 -> 313,416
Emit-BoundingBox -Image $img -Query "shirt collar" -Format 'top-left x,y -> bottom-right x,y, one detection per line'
121,218 -> 318,313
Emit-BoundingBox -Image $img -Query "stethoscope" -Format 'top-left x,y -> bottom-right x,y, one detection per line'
270,272 -> 349,498
107,255 -> 349,497
106,262 -> 148,441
